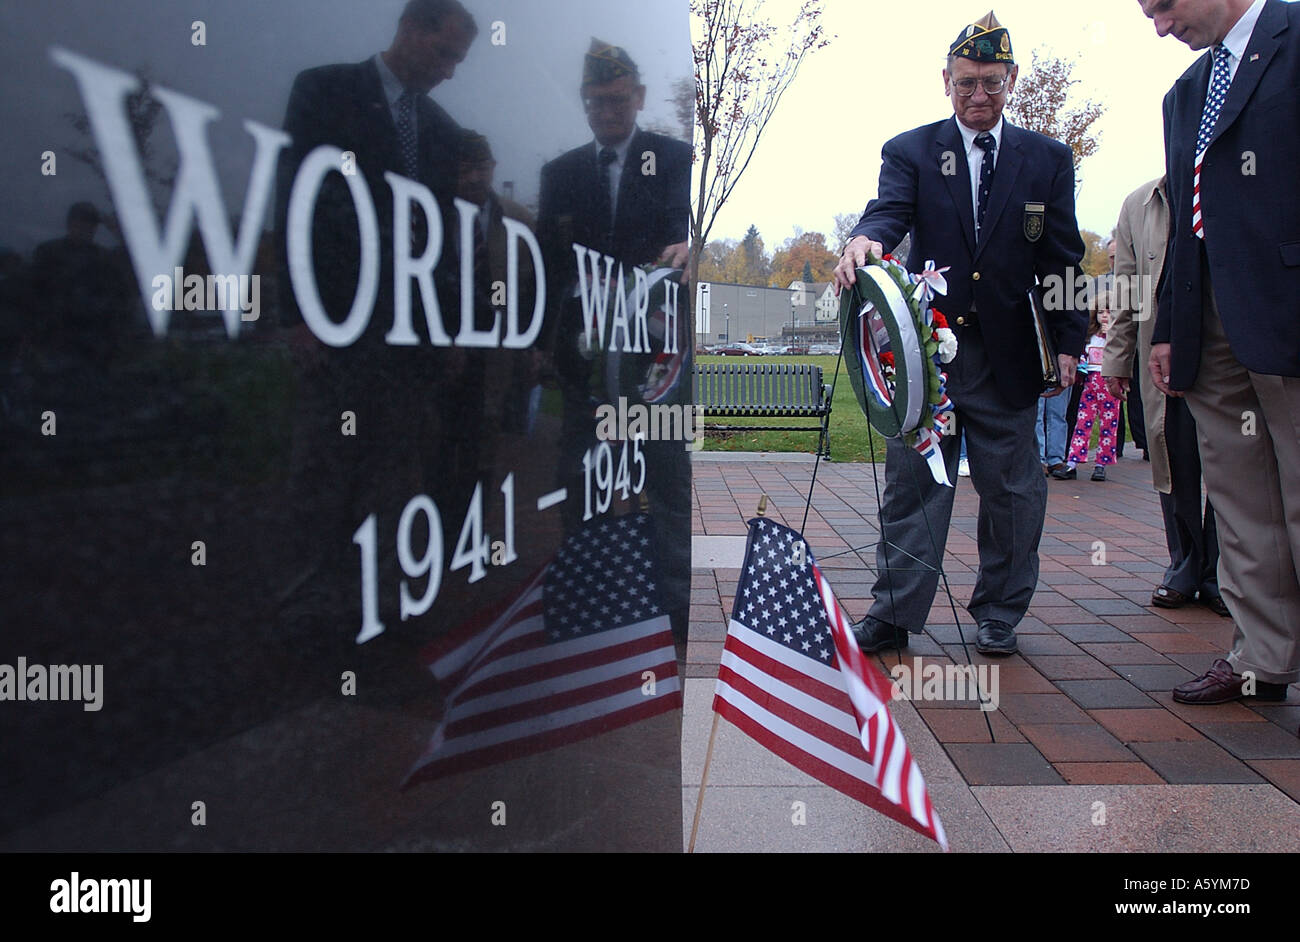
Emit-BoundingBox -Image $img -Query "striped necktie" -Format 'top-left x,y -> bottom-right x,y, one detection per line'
1192,44 -> 1231,240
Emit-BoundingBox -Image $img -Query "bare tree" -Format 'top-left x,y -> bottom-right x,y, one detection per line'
688,0 -> 830,284
831,212 -> 859,251
1005,49 -> 1105,191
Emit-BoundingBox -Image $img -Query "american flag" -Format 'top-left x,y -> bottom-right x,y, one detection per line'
404,513 -> 681,787
712,517 -> 948,849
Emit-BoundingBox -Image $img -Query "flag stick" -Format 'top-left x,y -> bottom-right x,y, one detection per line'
688,711 -> 721,853
690,495 -> 764,853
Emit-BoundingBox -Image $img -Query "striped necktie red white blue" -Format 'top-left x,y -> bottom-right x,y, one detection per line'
1192,44 -> 1231,240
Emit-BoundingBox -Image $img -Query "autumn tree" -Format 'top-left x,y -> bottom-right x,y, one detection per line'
769,230 -> 836,287
739,224 -> 771,284
698,225 -> 772,284
688,0 -> 830,285
1005,49 -> 1105,191
1079,229 -> 1110,277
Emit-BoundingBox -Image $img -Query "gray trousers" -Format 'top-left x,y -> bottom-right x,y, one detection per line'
1159,393 -> 1220,598
868,323 -> 1047,630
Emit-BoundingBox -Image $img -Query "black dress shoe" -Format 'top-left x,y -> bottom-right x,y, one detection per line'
975,620 -> 1018,655
1199,593 -> 1231,617
1045,462 -> 1067,477
850,615 -> 908,653
1050,466 -> 1076,480
1090,466 -> 1106,482
1172,658 -> 1289,704
1152,584 -> 1193,608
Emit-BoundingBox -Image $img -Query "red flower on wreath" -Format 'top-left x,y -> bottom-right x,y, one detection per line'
930,309 -> 949,330
879,352 -> 895,369
883,254 -> 897,263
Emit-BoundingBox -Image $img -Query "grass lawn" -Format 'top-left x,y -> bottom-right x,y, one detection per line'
697,354 -> 1133,464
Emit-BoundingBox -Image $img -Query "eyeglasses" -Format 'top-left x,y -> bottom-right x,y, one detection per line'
951,76 -> 1009,97
583,94 -> 634,113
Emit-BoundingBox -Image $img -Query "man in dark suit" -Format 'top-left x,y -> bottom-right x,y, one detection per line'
1140,0 -> 1300,705
833,11 -> 1085,656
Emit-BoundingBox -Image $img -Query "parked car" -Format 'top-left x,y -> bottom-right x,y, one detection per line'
715,342 -> 761,356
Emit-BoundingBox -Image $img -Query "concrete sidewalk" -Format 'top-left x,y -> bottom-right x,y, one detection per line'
684,449 -> 1300,852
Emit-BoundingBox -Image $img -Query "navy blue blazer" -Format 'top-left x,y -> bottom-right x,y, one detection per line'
850,116 -> 1086,409
1155,0 -> 1300,385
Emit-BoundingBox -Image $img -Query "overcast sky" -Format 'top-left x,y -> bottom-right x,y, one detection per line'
696,0 -> 1281,247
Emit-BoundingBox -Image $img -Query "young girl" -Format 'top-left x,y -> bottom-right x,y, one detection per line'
1065,301 -> 1121,481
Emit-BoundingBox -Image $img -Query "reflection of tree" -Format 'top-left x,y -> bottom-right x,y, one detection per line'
64,66 -> 177,216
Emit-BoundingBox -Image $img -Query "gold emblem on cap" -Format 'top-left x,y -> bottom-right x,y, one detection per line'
1001,33 -> 1009,52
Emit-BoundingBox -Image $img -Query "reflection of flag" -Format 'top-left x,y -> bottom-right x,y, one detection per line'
405,514 -> 681,787
712,517 -> 947,849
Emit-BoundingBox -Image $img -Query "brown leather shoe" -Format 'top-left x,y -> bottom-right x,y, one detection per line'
1172,658 -> 1289,704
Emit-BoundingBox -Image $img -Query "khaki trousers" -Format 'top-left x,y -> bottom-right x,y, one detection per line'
1184,274 -> 1300,684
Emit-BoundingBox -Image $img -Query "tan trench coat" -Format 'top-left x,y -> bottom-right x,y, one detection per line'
1103,177 -> 1171,493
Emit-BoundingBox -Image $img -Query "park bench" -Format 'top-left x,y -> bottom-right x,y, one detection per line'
694,362 -> 832,459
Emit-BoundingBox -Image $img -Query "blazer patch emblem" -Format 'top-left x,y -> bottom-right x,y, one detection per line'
1023,202 -> 1045,242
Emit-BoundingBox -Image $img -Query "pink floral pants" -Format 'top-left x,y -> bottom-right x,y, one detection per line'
1068,372 -> 1120,466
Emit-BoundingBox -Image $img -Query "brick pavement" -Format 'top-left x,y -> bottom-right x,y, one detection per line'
688,449 -> 1300,806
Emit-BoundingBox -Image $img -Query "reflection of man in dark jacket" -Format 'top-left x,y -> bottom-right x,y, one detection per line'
277,0 -> 476,345
538,40 -> 690,274
274,0 -> 478,638
537,40 -> 694,644
31,202 -> 130,357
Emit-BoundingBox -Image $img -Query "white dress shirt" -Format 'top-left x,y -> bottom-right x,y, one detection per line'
1214,0 -> 1267,87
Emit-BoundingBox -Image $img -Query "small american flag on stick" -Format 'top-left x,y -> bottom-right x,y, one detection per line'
711,516 -> 947,849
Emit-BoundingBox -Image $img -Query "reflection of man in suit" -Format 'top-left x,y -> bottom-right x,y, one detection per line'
278,0 -> 477,340
1139,0 -> 1300,705
275,0 -> 478,638
538,39 -> 691,274
1103,176 -> 1225,617
832,12 -> 1085,656
536,40 -> 694,643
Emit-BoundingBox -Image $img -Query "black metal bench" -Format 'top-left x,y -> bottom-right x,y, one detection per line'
694,362 -> 832,459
